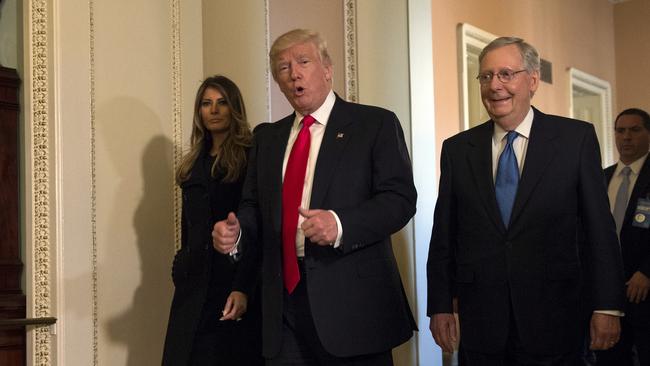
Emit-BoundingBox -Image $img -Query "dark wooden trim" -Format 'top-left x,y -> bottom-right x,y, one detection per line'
0,66 -> 26,366
0,318 -> 57,327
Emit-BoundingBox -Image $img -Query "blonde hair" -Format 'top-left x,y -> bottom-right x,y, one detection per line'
269,28 -> 332,80
176,75 -> 252,184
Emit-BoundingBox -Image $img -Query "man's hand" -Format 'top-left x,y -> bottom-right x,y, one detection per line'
430,313 -> 457,354
299,208 -> 338,246
220,291 -> 247,321
626,271 -> 650,304
212,212 -> 240,254
589,313 -> 620,350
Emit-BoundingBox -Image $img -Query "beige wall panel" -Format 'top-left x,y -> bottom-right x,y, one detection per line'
614,0 -> 650,113
200,0 -> 269,127
181,2 -> 205,144
357,1 -> 416,365
268,0 -> 345,120
432,0 -> 617,161
93,1 -> 175,364
202,1 -> 268,126
55,0 -> 94,364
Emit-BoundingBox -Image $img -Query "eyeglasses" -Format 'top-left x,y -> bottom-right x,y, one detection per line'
476,69 -> 527,85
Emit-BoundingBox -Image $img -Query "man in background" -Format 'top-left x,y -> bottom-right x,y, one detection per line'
598,108 -> 650,365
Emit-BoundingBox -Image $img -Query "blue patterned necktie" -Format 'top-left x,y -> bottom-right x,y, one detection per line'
495,131 -> 519,227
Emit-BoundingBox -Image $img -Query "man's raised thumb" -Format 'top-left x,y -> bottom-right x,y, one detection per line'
226,212 -> 238,225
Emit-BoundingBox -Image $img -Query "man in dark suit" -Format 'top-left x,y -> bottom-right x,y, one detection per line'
427,36 -> 626,365
598,108 -> 650,365
212,29 -> 417,365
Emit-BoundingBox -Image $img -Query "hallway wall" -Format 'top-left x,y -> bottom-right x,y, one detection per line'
431,0 -> 618,164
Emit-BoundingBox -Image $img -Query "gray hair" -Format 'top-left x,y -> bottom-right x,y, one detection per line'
479,36 -> 540,72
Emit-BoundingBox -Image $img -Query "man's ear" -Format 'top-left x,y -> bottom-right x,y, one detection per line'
528,69 -> 540,97
324,64 -> 333,82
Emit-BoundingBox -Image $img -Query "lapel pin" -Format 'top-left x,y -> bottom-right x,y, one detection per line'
336,132 -> 344,139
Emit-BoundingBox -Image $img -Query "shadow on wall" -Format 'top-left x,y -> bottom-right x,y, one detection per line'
107,135 -> 175,365
95,96 -> 175,365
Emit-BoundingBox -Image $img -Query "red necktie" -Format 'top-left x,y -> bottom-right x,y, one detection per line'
282,115 -> 315,294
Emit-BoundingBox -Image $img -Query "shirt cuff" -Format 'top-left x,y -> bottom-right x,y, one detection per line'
229,229 -> 242,257
594,310 -> 624,317
328,210 -> 343,248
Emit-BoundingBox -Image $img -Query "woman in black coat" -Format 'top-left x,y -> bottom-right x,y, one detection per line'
162,75 -> 262,365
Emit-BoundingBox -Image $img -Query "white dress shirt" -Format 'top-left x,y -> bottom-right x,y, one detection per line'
282,90 -> 342,257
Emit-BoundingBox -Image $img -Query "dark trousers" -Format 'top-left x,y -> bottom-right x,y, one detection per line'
462,308 -> 576,366
189,315 -> 264,366
595,316 -> 650,366
266,261 -> 393,366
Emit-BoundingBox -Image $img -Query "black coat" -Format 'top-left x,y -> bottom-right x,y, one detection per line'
605,157 -> 650,326
427,108 -> 625,355
162,151 -> 261,365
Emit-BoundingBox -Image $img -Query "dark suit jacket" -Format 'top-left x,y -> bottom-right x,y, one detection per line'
427,107 -> 625,355
238,95 -> 417,358
162,151 -> 261,366
605,157 -> 650,326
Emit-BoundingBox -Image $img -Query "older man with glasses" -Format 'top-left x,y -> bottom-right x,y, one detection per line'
427,36 -> 625,365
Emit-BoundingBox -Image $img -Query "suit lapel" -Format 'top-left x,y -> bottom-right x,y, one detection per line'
310,97 -> 353,209
509,110 -> 558,227
265,115 -> 294,234
604,165 -> 616,185
467,121 -> 505,232
624,157 -> 650,224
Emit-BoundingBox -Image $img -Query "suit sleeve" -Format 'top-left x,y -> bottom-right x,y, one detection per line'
230,133 -> 263,296
578,124 -> 626,311
640,253 -> 650,278
336,112 -> 417,253
426,140 -> 456,315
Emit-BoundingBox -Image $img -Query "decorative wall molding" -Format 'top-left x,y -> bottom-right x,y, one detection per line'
171,0 -> 183,251
88,0 -> 99,364
343,0 -> 358,103
29,0 -> 53,364
264,0 -> 271,121
457,23 -> 497,130
569,67 -> 614,166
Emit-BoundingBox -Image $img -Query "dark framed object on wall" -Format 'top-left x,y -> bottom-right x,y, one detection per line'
0,66 -> 26,366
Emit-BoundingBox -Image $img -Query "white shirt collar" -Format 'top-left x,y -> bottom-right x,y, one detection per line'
493,107 -> 534,144
615,152 -> 649,176
295,90 -> 336,126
